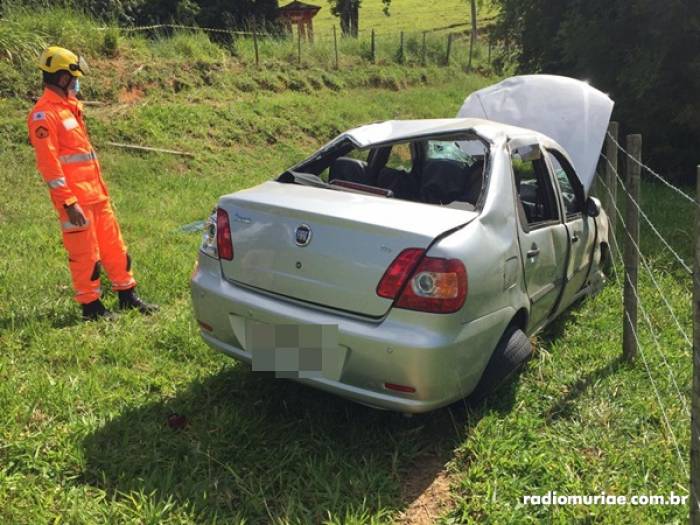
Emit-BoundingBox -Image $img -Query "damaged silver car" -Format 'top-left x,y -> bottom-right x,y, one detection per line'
190,76 -> 613,413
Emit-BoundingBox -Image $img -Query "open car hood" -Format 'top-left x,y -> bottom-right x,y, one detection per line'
457,75 -> 614,196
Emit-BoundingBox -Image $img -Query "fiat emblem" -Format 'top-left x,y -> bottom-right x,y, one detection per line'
294,224 -> 312,246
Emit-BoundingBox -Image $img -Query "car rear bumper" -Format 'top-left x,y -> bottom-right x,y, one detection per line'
191,253 -> 513,413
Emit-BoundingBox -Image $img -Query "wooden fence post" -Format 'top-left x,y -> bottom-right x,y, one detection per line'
371,29 -> 376,64
252,23 -> 260,67
399,31 -> 405,64
421,31 -> 427,66
692,164 -> 700,523
333,25 -> 339,69
297,26 -> 302,65
605,121 -> 620,259
468,30 -> 474,69
445,33 -> 453,65
487,35 -> 492,65
622,133 -> 641,362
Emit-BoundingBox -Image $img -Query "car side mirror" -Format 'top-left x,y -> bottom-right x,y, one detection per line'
585,197 -> 600,218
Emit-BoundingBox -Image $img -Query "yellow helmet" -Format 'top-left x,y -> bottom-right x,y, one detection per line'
38,46 -> 89,77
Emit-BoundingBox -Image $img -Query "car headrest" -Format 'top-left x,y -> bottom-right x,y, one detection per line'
419,159 -> 472,205
329,157 -> 369,184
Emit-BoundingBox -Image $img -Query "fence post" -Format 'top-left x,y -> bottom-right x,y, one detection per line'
399,31 -> 405,64
371,29 -> 376,64
446,33 -> 453,65
605,121 -> 620,258
421,31 -> 427,66
692,164 -> 700,523
622,133 -> 641,362
487,35 -> 492,65
468,30 -> 474,69
333,25 -> 339,69
252,23 -> 260,67
297,27 -> 302,65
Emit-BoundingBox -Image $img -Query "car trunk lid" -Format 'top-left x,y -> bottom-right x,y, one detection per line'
218,181 -> 477,317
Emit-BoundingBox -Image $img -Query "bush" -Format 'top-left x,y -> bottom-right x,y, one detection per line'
102,27 -> 120,58
150,31 -> 225,62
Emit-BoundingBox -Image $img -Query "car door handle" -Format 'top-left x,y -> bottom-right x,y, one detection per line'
571,233 -> 580,243
527,244 -> 540,258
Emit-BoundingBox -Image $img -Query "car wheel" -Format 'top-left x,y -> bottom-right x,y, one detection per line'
469,325 -> 532,402
600,243 -> 613,278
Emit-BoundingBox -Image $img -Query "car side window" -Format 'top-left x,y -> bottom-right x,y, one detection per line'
547,150 -> 583,217
384,143 -> 413,172
511,145 -> 559,228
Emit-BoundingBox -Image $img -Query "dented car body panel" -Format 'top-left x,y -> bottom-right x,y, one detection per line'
190,116 -> 609,413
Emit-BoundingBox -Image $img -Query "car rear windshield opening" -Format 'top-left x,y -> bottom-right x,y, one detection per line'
287,135 -> 489,210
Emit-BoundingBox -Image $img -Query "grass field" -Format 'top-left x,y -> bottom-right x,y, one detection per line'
0,5 -> 695,525
312,0 -> 498,35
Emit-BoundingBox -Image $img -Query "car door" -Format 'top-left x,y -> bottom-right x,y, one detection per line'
510,141 -> 569,332
545,148 -> 596,312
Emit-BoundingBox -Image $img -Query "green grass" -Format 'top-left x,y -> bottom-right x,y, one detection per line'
312,0 -> 498,35
0,4 -> 694,524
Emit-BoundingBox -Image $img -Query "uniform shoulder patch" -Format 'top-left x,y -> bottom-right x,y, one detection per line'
35,126 -> 49,139
32,111 -> 46,121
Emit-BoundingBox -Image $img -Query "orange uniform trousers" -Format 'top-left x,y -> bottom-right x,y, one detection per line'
58,201 -> 135,304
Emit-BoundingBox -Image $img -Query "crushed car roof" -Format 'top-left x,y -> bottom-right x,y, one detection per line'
343,117 -> 549,148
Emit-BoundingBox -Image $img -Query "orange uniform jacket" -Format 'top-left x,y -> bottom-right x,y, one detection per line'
28,87 -> 135,304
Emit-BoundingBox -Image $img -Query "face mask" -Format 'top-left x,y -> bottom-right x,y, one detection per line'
69,77 -> 80,95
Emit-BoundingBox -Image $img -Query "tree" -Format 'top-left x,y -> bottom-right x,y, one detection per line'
491,0 -> 700,182
328,0 -> 391,37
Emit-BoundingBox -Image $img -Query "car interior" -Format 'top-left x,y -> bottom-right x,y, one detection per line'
324,139 -> 487,210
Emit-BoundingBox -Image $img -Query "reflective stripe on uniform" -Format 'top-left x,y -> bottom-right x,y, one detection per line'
112,279 -> 136,289
47,177 -> 67,189
58,151 -> 97,165
76,287 -> 101,297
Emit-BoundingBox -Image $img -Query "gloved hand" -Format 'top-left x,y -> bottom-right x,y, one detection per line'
66,203 -> 87,226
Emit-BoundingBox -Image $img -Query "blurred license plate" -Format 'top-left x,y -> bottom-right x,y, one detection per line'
231,317 -> 345,380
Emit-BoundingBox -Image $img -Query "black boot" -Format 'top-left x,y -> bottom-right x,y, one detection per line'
118,288 -> 159,315
82,299 -> 117,321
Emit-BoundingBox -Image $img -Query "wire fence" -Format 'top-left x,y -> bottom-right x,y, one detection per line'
92,19 -> 501,70
593,126 -> 695,495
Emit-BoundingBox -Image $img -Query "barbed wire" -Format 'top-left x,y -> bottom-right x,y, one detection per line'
601,153 -> 693,275
597,175 -> 693,349
625,310 -> 689,479
607,131 -> 698,209
625,272 -> 691,417
99,23 -> 256,36
597,175 -> 691,420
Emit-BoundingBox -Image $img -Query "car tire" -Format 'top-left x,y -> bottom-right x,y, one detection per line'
600,243 -> 613,278
469,325 -> 532,402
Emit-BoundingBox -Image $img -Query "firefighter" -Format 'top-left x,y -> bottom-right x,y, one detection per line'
28,46 -> 158,320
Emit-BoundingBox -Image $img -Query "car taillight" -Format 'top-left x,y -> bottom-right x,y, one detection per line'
216,208 -> 234,260
377,249 -> 467,314
376,248 -> 425,299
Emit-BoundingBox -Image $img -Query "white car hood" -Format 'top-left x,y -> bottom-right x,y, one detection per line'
457,74 -> 614,195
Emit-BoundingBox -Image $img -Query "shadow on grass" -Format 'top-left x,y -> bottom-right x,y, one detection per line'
79,363 -> 521,523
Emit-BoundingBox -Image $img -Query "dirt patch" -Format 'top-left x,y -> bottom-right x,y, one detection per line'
118,86 -> 145,104
396,454 -> 454,525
